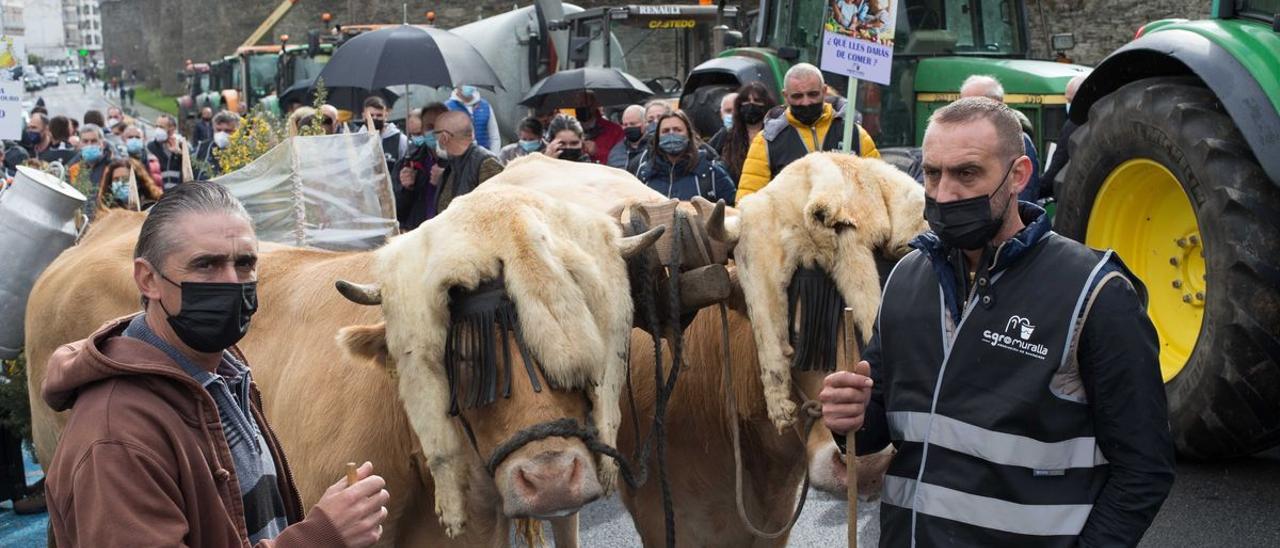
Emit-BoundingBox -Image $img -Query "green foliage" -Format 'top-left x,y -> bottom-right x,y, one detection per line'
299,77 -> 330,137
133,87 -> 180,117
0,354 -> 32,445
215,105 -> 286,173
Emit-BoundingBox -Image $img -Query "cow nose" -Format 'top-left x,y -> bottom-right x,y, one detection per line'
503,449 -> 602,518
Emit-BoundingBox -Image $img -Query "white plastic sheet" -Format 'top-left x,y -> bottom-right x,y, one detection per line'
212,132 -> 398,251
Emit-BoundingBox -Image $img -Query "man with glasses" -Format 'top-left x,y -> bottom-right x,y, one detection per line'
820,98 -> 1175,546
736,63 -> 879,201
193,111 -> 241,180
431,111 -> 503,215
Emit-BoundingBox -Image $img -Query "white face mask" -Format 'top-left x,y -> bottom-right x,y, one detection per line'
213,131 -> 230,148
153,128 -> 168,142
107,117 -> 121,128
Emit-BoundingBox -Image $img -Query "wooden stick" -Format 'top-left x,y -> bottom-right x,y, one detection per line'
180,138 -> 194,182
345,462 -> 358,487
842,306 -> 859,548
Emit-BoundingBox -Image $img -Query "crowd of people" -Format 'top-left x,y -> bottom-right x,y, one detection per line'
5,101 -> 237,222
8,63 -> 1083,248
385,62 -> 892,233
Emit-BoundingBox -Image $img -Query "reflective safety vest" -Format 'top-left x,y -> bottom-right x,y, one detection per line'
877,232 -> 1122,547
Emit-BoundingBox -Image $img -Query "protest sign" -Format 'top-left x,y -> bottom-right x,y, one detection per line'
820,0 -> 898,86
0,82 -> 20,141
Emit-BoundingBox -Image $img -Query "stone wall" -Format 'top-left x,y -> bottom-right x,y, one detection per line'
1023,0 -> 1208,65
102,0 -> 1213,95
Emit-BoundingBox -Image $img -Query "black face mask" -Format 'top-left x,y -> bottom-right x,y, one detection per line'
559,148 -> 583,161
924,159 -> 1018,251
372,119 -> 386,131
157,272 -> 258,353
790,102 -> 824,126
624,126 -> 643,143
739,103 -> 766,125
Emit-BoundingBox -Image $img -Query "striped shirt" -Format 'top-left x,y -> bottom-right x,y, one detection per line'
124,315 -> 288,542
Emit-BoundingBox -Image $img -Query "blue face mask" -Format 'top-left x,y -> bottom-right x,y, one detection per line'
126,137 -> 144,154
423,132 -> 438,150
723,114 -> 733,130
658,133 -> 689,154
411,135 -> 428,147
519,139 -> 542,153
80,145 -> 103,163
110,179 -> 130,203
461,85 -> 477,98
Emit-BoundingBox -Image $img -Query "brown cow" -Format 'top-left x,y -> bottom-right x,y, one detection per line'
26,183 -> 663,546
616,153 -> 923,546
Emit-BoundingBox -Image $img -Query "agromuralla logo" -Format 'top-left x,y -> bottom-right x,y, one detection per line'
981,315 -> 1050,360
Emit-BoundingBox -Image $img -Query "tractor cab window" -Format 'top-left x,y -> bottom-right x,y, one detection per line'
895,0 -> 1024,56
197,73 -> 209,94
1238,0 -> 1279,21
293,54 -> 329,84
247,54 -> 278,104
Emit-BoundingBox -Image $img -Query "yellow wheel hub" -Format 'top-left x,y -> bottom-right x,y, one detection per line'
1086,159 -> 1204,382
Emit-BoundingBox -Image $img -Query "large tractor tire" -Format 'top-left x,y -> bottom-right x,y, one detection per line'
1056,76 -> 1280,459
682,84 -> 736,139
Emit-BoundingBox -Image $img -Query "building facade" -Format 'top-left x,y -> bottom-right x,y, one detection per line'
76,0 -> 101,53
23,0 -> 65,60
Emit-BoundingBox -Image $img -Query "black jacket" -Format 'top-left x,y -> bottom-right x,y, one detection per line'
391,143 -> 437,231
192,120 -> 213,145
146,140 -> 184,189
845,204 -> 1175,546
435,143 -> 503,214
1041,120 -> 1078,199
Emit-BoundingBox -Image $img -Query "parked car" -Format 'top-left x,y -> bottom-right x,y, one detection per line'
63,72 -> 80,84
23,76 -> 41,91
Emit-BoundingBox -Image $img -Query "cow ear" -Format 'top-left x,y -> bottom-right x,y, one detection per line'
337,322 -> 391,369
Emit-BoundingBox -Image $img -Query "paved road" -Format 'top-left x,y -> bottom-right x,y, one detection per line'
573,447 -> 1280,546
23,78 -> 162,127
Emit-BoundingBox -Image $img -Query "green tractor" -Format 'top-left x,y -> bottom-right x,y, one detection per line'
199,56 -> 241,114
1055,0 -> 1280,458
680,0 -> 1087,160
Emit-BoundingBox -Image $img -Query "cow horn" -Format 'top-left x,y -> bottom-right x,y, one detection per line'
619,225 -> 666,258
336,280 -> 383,305
706,199 -> 740,244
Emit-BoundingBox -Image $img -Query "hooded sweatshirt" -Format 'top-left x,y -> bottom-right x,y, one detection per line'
42,315 -> 345,547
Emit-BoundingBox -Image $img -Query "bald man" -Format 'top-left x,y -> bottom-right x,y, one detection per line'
433,110 -> 504,213
960,74 -> 1041,202
1041,74 -> 1089,199
608,104 -> 647,170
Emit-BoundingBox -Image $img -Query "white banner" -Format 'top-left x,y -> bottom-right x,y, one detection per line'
0,82 -> 21,140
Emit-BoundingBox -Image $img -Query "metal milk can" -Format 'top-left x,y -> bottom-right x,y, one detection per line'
0,166 -> 87,359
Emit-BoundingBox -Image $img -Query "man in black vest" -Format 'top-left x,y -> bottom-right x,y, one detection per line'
821,98 -> 1174,547
432,111 -> 503,215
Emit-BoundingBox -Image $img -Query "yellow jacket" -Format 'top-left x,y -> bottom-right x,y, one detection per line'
736,102 -> 879,202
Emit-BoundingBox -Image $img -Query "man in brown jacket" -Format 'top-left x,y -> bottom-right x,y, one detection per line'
42,182 -> 390,547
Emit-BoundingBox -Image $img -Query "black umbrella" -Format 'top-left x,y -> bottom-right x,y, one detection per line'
519,67 -> 653,110
317,25 -> 502,92
279,77 -> 400,113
